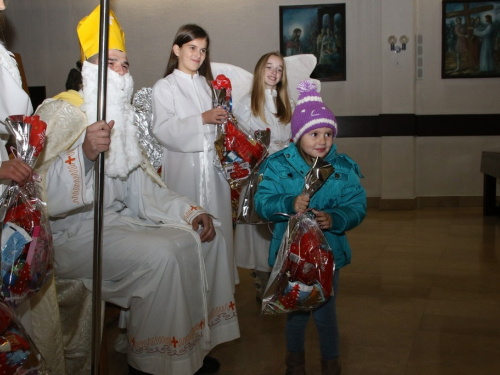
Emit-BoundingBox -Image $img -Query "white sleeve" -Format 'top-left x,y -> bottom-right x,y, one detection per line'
232,94 -> 254,133
151,78 -> 204,153
44,139 -> 94,217
125,169 -> 212,226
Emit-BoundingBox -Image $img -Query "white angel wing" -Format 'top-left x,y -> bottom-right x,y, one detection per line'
212,54 -> 319,108
284,54 -> 321,102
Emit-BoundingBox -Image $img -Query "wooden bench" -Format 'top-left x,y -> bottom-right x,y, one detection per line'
480,151 -> 500,215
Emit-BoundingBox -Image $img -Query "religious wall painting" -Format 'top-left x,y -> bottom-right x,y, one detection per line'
442,1 -> 500,78
280,3 -> 346,81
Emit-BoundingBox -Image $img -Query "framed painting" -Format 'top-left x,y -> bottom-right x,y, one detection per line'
442,1 -> 500,78
280,3 -> 346,81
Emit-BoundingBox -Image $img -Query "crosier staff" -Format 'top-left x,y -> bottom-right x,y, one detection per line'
92,0 -> 109,373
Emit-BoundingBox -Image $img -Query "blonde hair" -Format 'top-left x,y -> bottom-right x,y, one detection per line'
250,52 -> 292,125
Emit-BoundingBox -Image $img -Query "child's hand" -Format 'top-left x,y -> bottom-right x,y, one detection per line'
312,209 -> 332,230
202,107 -> 228,125
294,195 -> 310,213
0,159 -> 33,187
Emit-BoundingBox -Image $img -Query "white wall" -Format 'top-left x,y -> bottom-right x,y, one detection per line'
4,0 -> 500,200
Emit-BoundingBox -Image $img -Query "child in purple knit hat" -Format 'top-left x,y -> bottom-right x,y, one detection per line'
255,79 -> 366,375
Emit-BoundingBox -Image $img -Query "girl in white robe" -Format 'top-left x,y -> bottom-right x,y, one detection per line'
0,41 -> 33,193
152,24 -> 238,287
232,52 -> 293,301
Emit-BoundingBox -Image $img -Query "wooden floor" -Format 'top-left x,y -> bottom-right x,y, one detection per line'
104,207 -> 500,374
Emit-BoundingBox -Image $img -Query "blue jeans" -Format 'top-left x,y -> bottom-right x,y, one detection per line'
286,269 -> 340,360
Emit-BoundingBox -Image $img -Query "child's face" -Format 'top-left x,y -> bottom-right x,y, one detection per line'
264,55 -> 283,90
299,127 -> 334,159
173,37 -> 207,76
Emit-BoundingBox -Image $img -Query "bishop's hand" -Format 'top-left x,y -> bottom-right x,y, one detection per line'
82,120 -> 115,161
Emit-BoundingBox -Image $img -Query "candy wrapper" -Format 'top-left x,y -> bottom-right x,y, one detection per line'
237,129 -> 271,224
0,115 -> 53,310
261,157 -> 336,315
261,212 -> 334,315
0,300 -> 49,374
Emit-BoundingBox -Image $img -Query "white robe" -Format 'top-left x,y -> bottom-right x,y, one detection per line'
0,41 -> 34,341
232,90 -> 292,271
0,42 -> 33,193
151,69 -> 238,286
36,99 -> 240,375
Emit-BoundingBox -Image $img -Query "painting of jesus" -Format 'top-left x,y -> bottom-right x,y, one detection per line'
442,1 -> 500,78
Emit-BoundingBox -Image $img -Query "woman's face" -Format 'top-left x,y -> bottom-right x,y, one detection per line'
173,37 -> 207,76
264,55 -> 283,90
0,1 -> 6,11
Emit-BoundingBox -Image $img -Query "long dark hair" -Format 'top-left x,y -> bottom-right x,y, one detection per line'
163,24 -> 214,88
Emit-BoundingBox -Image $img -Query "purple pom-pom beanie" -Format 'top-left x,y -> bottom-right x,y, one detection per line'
291,80 -> 337,143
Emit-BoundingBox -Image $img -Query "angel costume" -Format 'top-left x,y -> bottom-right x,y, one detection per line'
35,62 -> 240,375
233,89 -> 292,274
151,70 -> 238,287
0,41 -> 33,192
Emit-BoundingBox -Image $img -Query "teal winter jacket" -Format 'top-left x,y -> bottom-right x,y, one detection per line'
254,143 -> 367,269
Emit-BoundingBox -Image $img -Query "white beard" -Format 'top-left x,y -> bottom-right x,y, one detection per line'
81,61 -> 143,179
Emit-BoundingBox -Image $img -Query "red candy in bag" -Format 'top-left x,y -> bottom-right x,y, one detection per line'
29,116 -> 47,157
225,121 -> 265,165
4,201 -> 41,231
287,230 -> 334,296
262,212 -> 336,315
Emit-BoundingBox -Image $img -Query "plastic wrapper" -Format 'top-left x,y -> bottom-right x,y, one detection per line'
262,157 -> 336,315
0,115 -> 53,310
212,75 -> 268,222
0,300 -> 49,374
301,156 -> 335,197
212,75 -> 268,188
261,212 -> 334,315
237,129 -> 271,224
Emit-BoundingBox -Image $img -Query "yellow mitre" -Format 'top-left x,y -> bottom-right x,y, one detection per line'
77,5 -> 126,61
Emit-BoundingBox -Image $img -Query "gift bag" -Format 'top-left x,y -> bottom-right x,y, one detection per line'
261,212 -> 335,315
212,75 -> 268,221
0,300 -> 49,374
237,129 -> 271,224
0,115 -> 54,310
261,156 -> 336,315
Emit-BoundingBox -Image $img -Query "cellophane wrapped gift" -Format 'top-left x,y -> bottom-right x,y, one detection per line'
0,300 -> 49,374
261,212 -> 334,315
0,115 -> 53,310
262,157 -> 336,315
212,75 -> 268,221
236,128 -> 271,224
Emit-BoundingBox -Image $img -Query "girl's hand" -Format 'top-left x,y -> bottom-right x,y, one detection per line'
312,209 -> 332,230
0,159 -> 33,187
294,195 -> 310,213
202,107 -> 228,125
